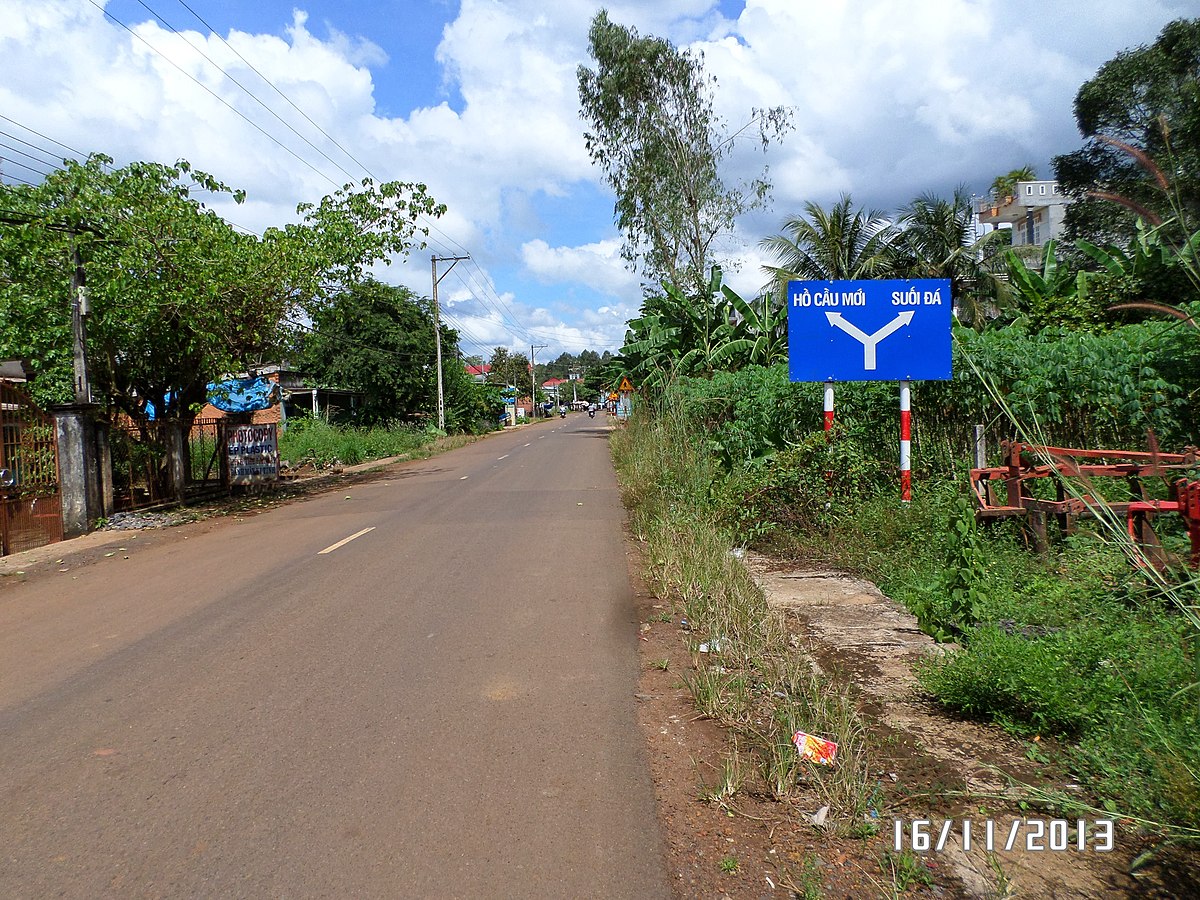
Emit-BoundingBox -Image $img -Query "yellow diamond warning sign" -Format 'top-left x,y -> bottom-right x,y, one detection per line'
617,377 -> 634,393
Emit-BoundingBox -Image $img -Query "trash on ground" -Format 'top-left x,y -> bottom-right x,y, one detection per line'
793,730 -> 838,765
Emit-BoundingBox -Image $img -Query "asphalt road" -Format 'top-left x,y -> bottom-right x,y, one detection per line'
0,415 -> 670,899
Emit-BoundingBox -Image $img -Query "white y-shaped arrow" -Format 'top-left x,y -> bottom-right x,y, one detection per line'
824,311 -> 915,370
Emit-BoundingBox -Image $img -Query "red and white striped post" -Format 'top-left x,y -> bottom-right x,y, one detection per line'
899,380 -> 912,502
823,381 -> 835,431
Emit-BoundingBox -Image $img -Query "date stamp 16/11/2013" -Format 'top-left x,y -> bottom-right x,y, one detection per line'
893,819 -> 1115,854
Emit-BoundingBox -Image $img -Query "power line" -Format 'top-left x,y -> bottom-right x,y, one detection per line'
0,155 -> 55,178
117,2 -> 546,349
168,0 -> 379,181
0,130 -> 71,168
0,114 -> 88,160
130,0 -> 359,184
86,0 -> 341,191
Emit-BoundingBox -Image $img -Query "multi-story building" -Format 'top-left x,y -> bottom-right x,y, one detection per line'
976,180 -> 1072,247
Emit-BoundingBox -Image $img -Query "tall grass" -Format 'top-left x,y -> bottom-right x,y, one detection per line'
279,417 -> 474,468
612,401 -> 874,833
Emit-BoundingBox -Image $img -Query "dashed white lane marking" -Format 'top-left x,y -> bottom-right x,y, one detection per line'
497,454 -> 509,460
460,475 -> 469,480
318,526 -> 376,555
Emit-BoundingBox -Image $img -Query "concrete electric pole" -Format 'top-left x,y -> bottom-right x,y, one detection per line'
530,344 -> 546,415
431,254 -> 469,430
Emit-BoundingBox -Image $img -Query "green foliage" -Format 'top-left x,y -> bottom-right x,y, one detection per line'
759,193 -> 896,295
989,165 -> 1038,203
0,154 -> 444,429
931,319 -> 1194,452
577,10 -> 788,295
486,346 -> 532,395
1004,241 -> 1103,332
296,279 -> 436,425
890,189 -> 1013,326
1053,18 -> 1200,245
278,418 -> 451,468
910,496 -> 984,641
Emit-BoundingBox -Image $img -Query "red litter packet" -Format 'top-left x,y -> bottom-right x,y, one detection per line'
793,731 -> 838,765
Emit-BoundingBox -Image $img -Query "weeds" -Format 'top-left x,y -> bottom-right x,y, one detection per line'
879,849 -> 933,893
278,417 -> 472,468
611,404 -> 873,835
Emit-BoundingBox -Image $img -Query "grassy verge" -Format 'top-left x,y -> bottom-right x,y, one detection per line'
619,367 -> 1200,846
761,470 -> 1200,842
611,406 -> 875,835
278,418 -> 479,468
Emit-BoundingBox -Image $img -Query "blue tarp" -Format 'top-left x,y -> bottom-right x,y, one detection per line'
145,377 -> 280,419
206,377 -> 279,413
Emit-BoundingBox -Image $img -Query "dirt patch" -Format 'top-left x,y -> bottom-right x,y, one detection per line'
629,542 -> 1197,898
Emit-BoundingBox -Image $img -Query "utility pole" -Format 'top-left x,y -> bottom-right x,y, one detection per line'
530,344 -> 547,415
71,243 -> 92,404
431,254 -> 469,430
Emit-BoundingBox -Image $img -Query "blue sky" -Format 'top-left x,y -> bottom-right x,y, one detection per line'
2,1 -> 1196,360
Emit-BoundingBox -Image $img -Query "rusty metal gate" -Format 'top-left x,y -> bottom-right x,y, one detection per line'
0,381 -> 63,556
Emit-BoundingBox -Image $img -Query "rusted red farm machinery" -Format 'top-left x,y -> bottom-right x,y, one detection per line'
970,441 -> 1200,570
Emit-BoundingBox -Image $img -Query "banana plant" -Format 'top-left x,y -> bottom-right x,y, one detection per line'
709,284 -> 787,368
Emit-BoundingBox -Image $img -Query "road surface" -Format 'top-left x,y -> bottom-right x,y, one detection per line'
0,415 -> 669,898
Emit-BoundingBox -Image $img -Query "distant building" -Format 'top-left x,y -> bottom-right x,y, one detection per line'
542,377 -> 568,400
465,363 -> 491,383
976,180 -> 1072,247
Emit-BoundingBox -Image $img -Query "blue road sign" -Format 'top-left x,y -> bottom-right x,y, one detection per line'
786,279 -> 952,382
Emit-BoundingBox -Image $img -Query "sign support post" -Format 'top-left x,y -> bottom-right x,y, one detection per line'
899,380 -> 912,503
786,279 -> 951,504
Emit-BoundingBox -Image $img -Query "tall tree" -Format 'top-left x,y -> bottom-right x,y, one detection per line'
760,194 -> 896,294
1052,18 -> 1200,243
487,347 -> 531,394
0,155 -> 444,426
892,189 -> 1012,326
296,278 -> 441,425
577,9 -> 788,296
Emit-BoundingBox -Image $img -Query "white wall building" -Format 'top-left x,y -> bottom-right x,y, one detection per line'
976,180 -> 1072,247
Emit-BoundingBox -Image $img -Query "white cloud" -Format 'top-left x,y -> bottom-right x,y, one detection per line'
0,0 -> 1193,359
521,238 -> 638,294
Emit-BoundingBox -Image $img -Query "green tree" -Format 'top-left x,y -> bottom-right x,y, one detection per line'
0,155 -> 445,428
1052,18 -> 1200,244
1003,240 -> 1102,331
295,278 -> 442,425
988,165 -> 1037,202
487,347 -> 531,394
577,9 -> 788,296
760,194 -> 896,294
892,189 -> 1012,326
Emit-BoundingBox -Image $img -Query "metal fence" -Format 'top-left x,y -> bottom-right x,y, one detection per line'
0,382 -> 62,555
111,417 -> 226,511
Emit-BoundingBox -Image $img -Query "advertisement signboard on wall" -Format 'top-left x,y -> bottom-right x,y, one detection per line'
226,423 -> 279,485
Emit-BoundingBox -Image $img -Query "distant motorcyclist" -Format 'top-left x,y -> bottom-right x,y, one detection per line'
559,404 -> 567,418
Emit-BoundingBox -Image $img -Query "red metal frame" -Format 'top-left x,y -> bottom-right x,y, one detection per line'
971,441 -> 1200,569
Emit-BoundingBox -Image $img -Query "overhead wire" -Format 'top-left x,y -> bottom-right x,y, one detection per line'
17,2 -> 597,363
0,114 -> 89,161
128,0 -> 359,185
124,0 -> 544,350
86,0 -> 342,191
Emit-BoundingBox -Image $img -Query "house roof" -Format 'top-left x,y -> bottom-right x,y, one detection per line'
466,364 -> 491,376
543,377 -> 568,388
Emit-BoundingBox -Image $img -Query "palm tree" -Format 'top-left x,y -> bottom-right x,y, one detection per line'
760,194 -> 897,296
892,189 -> 1012,326
989,165 -> 1037,203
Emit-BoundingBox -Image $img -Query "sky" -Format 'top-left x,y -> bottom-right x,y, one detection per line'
1,0 -> 1197,362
